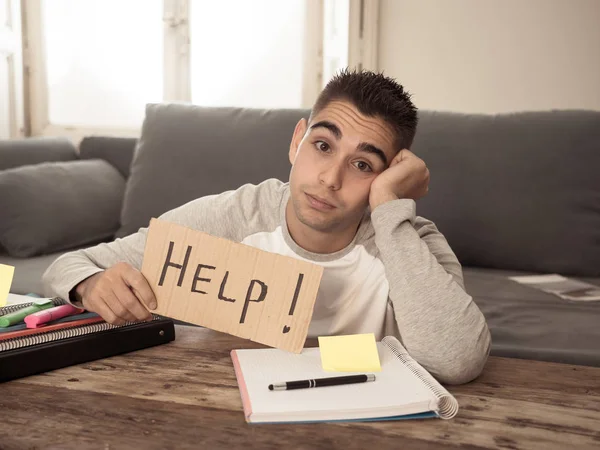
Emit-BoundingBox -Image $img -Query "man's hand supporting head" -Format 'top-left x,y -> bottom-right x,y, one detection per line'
369,149 -> 430,211
72,262 -> 157,325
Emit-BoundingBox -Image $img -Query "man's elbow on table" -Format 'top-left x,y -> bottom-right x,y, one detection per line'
427,327 -> 492,385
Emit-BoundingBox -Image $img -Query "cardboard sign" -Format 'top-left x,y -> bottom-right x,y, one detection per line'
141,218 -> 323,353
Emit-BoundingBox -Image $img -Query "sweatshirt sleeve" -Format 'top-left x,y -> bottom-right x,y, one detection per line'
42,180 -> 285,303
371,198 -> 491,385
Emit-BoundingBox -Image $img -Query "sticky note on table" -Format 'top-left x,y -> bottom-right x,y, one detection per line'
0,264 -> 15,307
318,333 -> 381,372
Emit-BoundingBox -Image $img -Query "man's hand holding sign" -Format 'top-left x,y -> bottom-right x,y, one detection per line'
140,218 -> 323,353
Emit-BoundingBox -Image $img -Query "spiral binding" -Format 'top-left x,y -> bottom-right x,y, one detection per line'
382,336 -> 459,419
0,315 -> 162,352
0,297 -> 66,316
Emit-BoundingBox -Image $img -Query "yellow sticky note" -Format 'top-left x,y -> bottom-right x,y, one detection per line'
0,264 -> 15,307
318,333 -> 381,372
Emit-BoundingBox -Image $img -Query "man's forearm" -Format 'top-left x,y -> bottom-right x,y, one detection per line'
42,250 -> 105,304
372,200 -> 491,385
42,229 -> 147,303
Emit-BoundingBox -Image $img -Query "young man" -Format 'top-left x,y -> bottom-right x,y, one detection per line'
43,69 -> 490,384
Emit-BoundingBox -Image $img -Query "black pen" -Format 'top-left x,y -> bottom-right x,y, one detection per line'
268,374 -> 376,391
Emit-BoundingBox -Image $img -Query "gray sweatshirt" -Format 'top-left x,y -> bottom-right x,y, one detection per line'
43,179 -> 491,384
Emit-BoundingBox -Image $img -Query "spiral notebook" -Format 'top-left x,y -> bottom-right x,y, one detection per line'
231,335 -> 459,423
0,296 -> 175,382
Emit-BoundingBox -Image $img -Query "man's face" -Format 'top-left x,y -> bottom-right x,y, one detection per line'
288,100 -> 397,235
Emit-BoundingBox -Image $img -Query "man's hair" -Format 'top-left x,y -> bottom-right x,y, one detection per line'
310,68 -> 418,151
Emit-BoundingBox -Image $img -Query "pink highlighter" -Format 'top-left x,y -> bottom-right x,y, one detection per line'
24,304 -> 84,328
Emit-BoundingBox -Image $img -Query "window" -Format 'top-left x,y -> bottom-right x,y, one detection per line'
42,0 -> 163,129
323,0 -> 349,86
190,0 -> 306,108
22,0 -> 378,138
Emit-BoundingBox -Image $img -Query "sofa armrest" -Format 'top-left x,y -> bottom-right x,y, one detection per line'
0,160 -> 125,258
0,137 -> 78,171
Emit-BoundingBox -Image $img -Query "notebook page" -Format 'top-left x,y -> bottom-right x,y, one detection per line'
234,342 -> 436,419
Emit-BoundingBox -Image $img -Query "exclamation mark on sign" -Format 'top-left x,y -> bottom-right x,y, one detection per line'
282,273 -> 304,333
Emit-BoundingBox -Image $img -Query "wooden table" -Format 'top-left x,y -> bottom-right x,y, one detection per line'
1,326 -> 599,449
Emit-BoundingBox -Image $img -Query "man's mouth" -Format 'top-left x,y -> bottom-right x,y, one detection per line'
305,193 -> 336,210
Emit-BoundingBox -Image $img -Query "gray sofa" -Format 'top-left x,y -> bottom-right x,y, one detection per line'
1,104 -> 599,367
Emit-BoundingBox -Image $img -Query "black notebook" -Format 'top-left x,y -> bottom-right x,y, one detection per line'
0,297 -> 175,382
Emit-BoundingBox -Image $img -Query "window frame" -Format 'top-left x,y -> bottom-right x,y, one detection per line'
1,0 -> 25,138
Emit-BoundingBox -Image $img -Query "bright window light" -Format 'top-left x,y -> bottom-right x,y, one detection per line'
42,0 -> 163,129
190,0 -> 305,108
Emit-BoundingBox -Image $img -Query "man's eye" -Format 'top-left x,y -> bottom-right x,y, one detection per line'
353,161 -> 373,172
315,141 -> 330,152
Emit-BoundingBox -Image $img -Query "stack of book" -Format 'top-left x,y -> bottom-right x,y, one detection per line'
0,294 -> 175,382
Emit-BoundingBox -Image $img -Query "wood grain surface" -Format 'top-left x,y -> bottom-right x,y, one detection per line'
1,325 -> 599,450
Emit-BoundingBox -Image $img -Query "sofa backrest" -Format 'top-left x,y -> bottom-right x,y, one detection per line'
412,109 -> 600,277
79,136 -> 137,179
112,105 -> 599,276
116,103 -> 310,238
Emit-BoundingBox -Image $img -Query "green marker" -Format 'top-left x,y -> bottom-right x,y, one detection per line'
0,299 -> 54,327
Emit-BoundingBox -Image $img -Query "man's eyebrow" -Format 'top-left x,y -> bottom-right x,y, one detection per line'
310,119 -> 388,166
357,142 -> 388,166
309,120 -> 342,139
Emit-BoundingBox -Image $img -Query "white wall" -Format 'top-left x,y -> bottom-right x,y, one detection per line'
378,0 -> 600,113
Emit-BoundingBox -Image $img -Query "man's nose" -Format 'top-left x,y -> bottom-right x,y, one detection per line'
319,161 -> 343,190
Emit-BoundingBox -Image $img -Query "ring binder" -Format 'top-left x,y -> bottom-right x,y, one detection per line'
0,299 -> 175,382
0,297 -> 66,315
382,336 -> 459,419
0,315 -> 164,352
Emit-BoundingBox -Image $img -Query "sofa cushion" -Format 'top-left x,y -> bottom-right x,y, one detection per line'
0,160 -> 125,257
413,110 -> 600,277
117,104 -> 309,237
464,267 -> 600,367
79,136 -> 137,179
0,137 -> 77,171
0,250 -> 75,296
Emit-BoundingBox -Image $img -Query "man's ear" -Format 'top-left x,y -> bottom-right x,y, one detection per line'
289,118 -> 307,165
